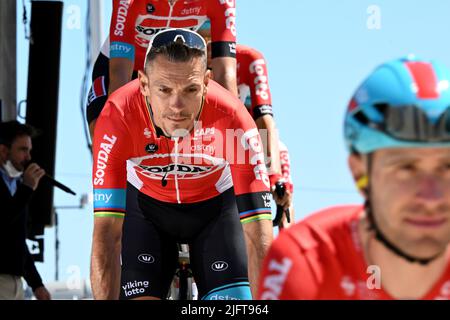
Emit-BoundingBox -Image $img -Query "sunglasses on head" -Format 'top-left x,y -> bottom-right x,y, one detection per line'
152,29 -> 206,50
144,29 -> 206,66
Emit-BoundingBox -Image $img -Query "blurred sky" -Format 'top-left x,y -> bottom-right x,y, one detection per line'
15,0 -> 450,285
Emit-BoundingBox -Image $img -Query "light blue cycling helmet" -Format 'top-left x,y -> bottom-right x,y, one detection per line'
344,55 -> 450,154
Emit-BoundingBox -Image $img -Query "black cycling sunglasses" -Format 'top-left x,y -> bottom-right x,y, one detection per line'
354,103 -> 450,142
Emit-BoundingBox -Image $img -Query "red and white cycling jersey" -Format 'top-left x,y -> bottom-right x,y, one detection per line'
236,44 -> 273,120
92,79 -> 272,224
236,44 -> 293,192
278,141 -> 293,193
258,205 -> 450,300
105,0 -> 236,70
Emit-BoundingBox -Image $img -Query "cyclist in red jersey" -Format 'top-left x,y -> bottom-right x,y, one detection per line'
277,141 -> 294,227
90,29 -> 273,300
234,44 -> 294,228
198,22 -> 295,228
86,0 -> 237,138
258,56 -> 450,300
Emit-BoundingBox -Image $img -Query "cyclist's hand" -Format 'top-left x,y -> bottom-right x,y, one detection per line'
272,188 -> 292,213
270,174 -> 293,212
23,163 -> 45,191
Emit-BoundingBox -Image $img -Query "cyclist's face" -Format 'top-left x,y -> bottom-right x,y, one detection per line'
368,147 -> 450,258
139,55 -> 210,137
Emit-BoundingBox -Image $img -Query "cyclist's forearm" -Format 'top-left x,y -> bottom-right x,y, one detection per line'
91,244 -> 121,299
108,58 -> 134,95
243,219 -> 273,298
91,230 -> 122,299
211,57 -> 238,97
255,115 -> 281,176
109,73 -> 132,95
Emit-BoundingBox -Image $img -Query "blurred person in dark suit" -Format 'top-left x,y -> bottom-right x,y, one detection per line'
0,121 -> 51,300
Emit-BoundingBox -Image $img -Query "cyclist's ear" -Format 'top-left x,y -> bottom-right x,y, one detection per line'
348,153 -> 369,198
138,70 -> 150,96
203,69 -> 211,87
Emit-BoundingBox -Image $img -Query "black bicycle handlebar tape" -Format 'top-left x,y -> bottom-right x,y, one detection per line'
273,205 -> 283,227
285,207 -> 291,223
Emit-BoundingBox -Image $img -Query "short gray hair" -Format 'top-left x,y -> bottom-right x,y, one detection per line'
144,41 -> 207,71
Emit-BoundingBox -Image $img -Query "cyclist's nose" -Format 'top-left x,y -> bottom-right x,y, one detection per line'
416,174 -> 445,207
169,94 -> 185,111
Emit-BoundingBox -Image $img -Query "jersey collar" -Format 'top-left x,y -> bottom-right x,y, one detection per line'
143,94 -> 206,139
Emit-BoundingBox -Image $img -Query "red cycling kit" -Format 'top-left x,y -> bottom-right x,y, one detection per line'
92,79 -> 272,224
236,44 -> 273,120
107,0 -> 236,70
236,44 -> 293,192
257,205 -> 450,300
87,0 -> 236,124
92,78 -> 271,300
278,141 -> 293,193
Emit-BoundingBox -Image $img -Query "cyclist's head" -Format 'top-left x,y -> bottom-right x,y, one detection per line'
345,55 -> 450,155
139,28 -> 210,137
143,28 -> 208,72
345,56 -> 450,261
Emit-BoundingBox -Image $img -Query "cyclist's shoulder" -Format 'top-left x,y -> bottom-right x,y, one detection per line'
111,0 -> 167,24
236,45 -> 268,79
111,0 -> 136,21
303,204 -> 363,227
104,79 -> 143,116
203,0 -> 235,11
236,44 -> 265,60
278,204 -> 362,251
204,80 -> 245,118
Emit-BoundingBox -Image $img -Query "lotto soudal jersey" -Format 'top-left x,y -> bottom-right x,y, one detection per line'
278,141 -> 293,192
93,79 -> 272,224
106,0 -> 236,70
236,45 -> 294,191
236,44 -> 273,120
258,205 -> 450,300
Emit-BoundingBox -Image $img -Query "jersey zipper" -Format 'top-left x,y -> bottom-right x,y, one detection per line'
173,137 -> 181,204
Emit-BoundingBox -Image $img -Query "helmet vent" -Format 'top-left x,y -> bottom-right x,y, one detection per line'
354,110 -> 370,125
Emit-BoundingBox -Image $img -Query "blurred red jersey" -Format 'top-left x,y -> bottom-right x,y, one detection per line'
258,205 -> 450,300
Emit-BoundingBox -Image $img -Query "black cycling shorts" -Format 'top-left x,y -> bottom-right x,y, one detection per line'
86,53 -> 138,124
119,183 -> 252,300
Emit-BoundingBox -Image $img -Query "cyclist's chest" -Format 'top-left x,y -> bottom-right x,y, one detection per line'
128,99 -> 230,169
131,128 -> 224,169
129,134 -> 225,183
129,0 -> 208,44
